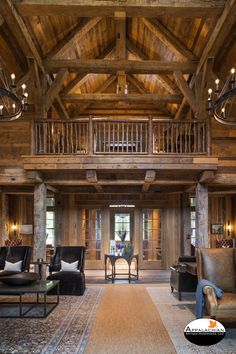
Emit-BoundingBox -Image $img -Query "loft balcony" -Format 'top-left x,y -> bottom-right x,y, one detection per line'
33,118 -> 210,156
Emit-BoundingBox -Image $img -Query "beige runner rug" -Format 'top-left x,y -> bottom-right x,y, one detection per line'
85,285 -> 176,354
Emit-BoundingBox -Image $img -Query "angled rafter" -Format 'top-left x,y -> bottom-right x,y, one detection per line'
127,38 -> 179,94
142,18 -> 197,61
45,59 -> 197,74
175,0 -> 236,119
75,75 -> 117,115
0,0 -> 70,118
46,17 -> 102,59
127,74 -> 173,117
45,69 -> 68,111
14,1 -> 226,18
62,93 -> 182,104
62,40 -> 116,95
173,71 -> 196,112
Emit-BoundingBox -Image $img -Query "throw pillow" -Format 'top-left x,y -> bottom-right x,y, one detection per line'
60,260 -> 79,272
4,260 -> 22,272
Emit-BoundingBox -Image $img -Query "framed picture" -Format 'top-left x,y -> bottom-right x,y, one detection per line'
211,224 -> 224,234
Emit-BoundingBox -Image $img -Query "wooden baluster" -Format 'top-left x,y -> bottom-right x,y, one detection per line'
131,123 -> 134,153
122,122 -> 124,153
108,122 -> 111,153
140,123 -> 143,153
117,122 -> 120,153
127,123 -> 129,153
112,122 -> 115,152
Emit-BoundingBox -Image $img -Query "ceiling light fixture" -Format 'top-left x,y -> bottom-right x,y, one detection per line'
0,67 -> 28,121
207,67 -> 236,125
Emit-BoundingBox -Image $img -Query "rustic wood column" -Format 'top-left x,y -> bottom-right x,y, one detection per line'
182,192 -> 191,255
34,183 -> 47,261
196,183 -> 209,248
0,192 -> 8,246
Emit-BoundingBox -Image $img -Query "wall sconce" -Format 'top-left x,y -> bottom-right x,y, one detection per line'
12,221 -> 17,238
227,220 -> 231,237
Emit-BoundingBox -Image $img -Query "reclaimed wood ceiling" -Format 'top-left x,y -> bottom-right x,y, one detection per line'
0,0 -> 235,119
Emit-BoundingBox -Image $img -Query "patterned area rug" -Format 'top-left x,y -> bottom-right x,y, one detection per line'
0,287 -> 103,354
147,286 -> 236,354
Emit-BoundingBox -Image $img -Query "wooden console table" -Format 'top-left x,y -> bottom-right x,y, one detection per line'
105,254 -> 139,283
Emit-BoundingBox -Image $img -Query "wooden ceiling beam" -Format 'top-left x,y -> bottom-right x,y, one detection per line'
173,71 -> 196,112
0,0 -> 70,118
175,0 -> 236,119
127,74 -> 173,117
62,93 -> 182,104
45,69 -> 68,111
46,17 -> 103,59
142,170 -> 156,192
44,59 -> 197,74
62,40 -> 116,95
86,170 -> 103,192
126,39 -> 179,95
75,75 -> 117,115
14,1 -> 226,18
142,18 -> 197,61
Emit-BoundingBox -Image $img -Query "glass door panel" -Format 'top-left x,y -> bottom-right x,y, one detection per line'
142,209 -> 162,262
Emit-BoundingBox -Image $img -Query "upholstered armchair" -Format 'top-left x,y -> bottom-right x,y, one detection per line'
0,247 -> 8,270
196,248 -> 236,321
0,246 -> 32,276
47,246 -> 86,295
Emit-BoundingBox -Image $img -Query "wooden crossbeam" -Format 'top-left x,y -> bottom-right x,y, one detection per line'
142,18 -> 197,61
175,0 -> 236,119
62,93 -> 182,104
173,71 -> 196,112
46,17 -> 102,59
126,39 -> 179,95
62,40 -> 116,95
45,69 -> 68,111
74,75 -> 117,115
45,59 -> 197,74
127,75 -> 173,117
14,1 -> 226,18
0,0 -> 70,118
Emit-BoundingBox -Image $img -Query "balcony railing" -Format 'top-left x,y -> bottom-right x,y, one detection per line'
34,118 -> 209,155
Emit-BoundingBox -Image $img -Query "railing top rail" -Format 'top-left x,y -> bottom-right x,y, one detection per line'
152,119 -> 207,124
35,118 -> 208,124
35,119 -> 89,123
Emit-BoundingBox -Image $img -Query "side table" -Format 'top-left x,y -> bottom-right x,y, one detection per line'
170,266 -> 198,301
105,254 -> 139,283
31,260 -> 49,280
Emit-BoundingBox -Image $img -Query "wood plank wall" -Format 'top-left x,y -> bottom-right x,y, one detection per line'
8,194 -> 34,246
3,193 -> 236,267
0,118 -> 31,165
209,195 -> 235,247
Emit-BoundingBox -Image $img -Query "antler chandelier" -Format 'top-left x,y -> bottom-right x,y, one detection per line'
207,68 -> 236,125
0,68 -> 28,121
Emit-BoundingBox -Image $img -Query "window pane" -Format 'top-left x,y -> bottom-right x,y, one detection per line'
47,197 -> 55,207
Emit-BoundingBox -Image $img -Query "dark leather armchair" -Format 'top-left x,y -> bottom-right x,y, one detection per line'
0,247 -> 8,270
0,246 -> 32,277
196,248 -> 236,321
47,246 -> 86,295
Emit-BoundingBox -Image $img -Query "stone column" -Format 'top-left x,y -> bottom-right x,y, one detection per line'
196,183 -> 209,248
182,192 -> 191,255
34,183 -> 47,261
